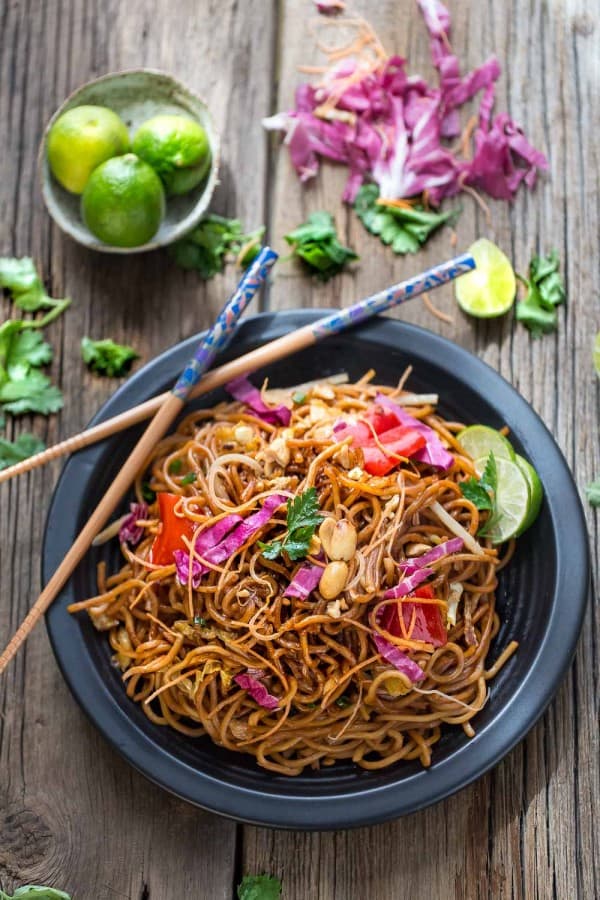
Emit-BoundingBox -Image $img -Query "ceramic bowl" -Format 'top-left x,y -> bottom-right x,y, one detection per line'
39,69 -> 220,254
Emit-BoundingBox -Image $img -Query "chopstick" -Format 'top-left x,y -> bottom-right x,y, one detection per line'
0,246 -> 278,676
0,252 -> 476,485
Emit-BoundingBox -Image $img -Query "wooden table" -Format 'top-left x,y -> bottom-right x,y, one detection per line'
1,1 -> 598,897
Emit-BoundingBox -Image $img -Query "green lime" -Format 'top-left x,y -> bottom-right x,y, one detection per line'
81,154 -> 165,247
474,455 -> 530,544
594,332 -> 600,377
47,105 -> 130,194
455,238 -> 516,318
132,114 -> 211,196
457,425 -> 516,471
514,454 -> 543,535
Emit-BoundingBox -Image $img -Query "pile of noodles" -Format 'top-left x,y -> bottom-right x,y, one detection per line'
69,370 -> 517,775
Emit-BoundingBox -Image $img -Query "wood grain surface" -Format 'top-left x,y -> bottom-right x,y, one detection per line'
0,1 -> 597,898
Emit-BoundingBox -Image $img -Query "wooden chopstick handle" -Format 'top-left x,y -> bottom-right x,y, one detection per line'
0,396 -> 182,675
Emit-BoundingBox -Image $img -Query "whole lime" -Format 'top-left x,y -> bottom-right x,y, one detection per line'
132,114 -> 211,196
47,105 -> 130,194
81,154 -> 165,247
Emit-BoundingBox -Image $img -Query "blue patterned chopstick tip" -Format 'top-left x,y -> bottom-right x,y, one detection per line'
173,245 -> 277,400
312,253 -> 475,339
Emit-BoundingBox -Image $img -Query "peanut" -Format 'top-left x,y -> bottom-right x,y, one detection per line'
328,520 -> 357,561
319,561 -> 349,600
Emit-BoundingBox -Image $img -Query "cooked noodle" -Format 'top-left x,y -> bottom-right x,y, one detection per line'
69,374 -> 518,775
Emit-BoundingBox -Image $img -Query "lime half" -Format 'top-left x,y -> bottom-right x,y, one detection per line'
457,425 -> 515,470
514,454 -> 543,535
456,238 -> 516,318
474,455 -> 530,544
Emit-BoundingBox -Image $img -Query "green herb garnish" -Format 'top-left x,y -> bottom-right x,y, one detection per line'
0,887 -> 71,899
193,615 -> 207,626
354,184 -> 459,255
0,432 -> 45,470
169,214 -> 265,279
585,480 -> 600,507
237,874 -> 282,900
180,471 -> 197,485
141,482 -> 156,503
81,337 -> 139,377
515,249 -> 565,336
0,320 -> 63,418
335,695 -> 351,708
284,211 -> 358,281
459,452 -> 500,536
0,256 -> 71,326
259,487 -> 323,561
292,390 -> 307,404
168,458 -> 183,474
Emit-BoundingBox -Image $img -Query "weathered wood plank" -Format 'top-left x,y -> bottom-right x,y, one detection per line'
0,0 -> 276,896
245,1 -> 600,899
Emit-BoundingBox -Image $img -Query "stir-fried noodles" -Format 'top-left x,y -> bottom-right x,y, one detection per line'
69,371 -> 517,775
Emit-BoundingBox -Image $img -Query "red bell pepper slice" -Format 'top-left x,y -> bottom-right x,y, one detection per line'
381,585 -> 447,647
150,492 -> 196,566
336,414 -> 426,477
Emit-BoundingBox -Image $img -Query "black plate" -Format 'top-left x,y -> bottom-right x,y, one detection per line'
43,311 -> 590,829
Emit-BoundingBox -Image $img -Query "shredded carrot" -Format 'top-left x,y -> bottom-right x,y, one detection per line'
377,197 -> 418,210
458,178 -> 492,226
422,291 -> 454,324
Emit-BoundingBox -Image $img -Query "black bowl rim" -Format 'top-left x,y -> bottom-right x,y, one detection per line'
43,310 -> 590,829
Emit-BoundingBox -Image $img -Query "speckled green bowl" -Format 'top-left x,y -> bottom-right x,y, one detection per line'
39,69 -> 220,254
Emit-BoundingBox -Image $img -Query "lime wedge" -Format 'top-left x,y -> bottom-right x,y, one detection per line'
514,454 -> 543,535
457,425 -> 515,470
455,238 -> 516,318
594,332 -> 600,377
474,455 -> 530,544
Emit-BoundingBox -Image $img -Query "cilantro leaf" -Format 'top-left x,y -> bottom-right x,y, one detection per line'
237,874 -> 282,900
0,370 -> 63,415
5,329 -> 52,379
284,212 -> 358,281
585,480 -> 600,507
0,433 -> 45,470
460,452 -> 500,535
516,250 -> 565,336
2,887 -> 71,899
354,184 -> 459,255
259,487 -> 323,560
0,256 -> 70,321
169,214 -> 265,278
81,337 -> 139,377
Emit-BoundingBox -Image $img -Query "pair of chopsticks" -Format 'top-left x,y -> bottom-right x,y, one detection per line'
0,249 -> 475,674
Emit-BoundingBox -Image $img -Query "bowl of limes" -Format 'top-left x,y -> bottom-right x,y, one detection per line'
40,69 -> 220,253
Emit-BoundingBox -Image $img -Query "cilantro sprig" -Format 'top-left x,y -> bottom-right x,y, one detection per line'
81,337 -> 139,377
237,874 -> 282,900
585,480 -> 600,507
0,320 -> 63,419
284,211 -> 358,281
515,249 -> 565,336
169,214 -> 265,278
0,432 -> 45,470
459,452 -> 500,536
354,184 -> 460,255
259,487 -> 323,560
0,257 -> 71,326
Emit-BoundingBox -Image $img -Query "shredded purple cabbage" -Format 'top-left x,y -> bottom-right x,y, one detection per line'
195,494 -> 287,576
264,0 -> 547,205
399,537 -> 463,576
173,549 -> 203,589
314,0 -> 345,13
225,376 -> 291,426
384,567 -> 434,599
234,673 -> 280,710
373,633 -> 425,682
284,560 -> 324,599
376,393 -> 454,470
194,515 -> 243,556
119,502 -> 148,546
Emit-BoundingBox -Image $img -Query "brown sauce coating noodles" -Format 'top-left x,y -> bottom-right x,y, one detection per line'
70,375 -> 517,775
